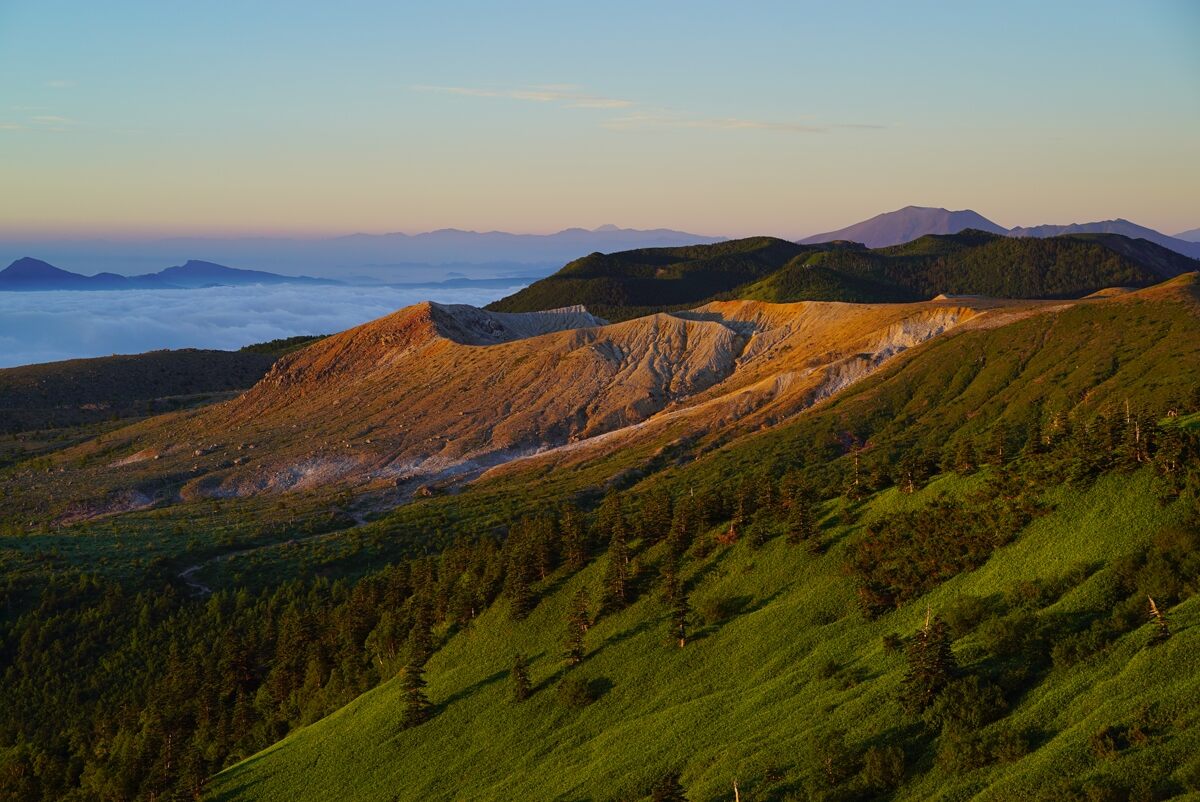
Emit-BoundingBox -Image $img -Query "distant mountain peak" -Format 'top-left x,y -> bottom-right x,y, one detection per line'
800,206 -> 1007,248
1,256 -> 85,283
5,256 -> 64,273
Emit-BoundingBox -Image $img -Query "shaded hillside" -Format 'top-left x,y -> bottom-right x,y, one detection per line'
490,231 -> 1197,319
0,349 -> 278,433
486,237 -> 815,320
1009,219 -> 1200,260
743,231 -> 1196,303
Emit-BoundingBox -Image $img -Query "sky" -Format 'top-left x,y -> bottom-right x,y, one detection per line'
1,1 -> 1197,240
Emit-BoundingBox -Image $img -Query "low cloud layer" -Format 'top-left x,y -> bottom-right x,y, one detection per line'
0,283 -> 522,368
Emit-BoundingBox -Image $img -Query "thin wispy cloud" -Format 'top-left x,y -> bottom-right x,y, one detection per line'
604,114 -> 829,134
45,79 -> 75,89
414,83 -> 883,134
414,84 -> 633,109
0,114 -> 80,134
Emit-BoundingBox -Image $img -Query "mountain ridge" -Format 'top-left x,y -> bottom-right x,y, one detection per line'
0,256 -> 339,291
0,225 -> 724,281
491,230 -> 1198,321
800,205 -> 1200,258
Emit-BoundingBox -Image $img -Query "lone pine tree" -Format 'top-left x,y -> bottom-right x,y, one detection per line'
511,652 -> 532,702
603,518 -> 631,610
785,495 -> 818,546
565,589 -> 591,664
901,611 -> 958,715
671,581 -> 691,648
651,771 -> 688,802
400,658 -> 432,728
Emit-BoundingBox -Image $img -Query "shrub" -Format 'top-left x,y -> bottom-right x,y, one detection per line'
943,594 -> 995,637
815,658 -> 841,680
1088,725 -> 1124,760
935,727 -> 992,774
557,675 -> 603,709
807,729 -> 860,790
1081,779 -> 1127,802
860,744 -> 905,790
990,724 -> 1036,763
923,675 -> 1009,733
696,594 -> 746,625
978,611 -> 1040,659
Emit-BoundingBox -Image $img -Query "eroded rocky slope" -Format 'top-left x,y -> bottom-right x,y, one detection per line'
45,294 -> 1063,512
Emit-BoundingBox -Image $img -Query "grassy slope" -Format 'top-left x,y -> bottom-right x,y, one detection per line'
210,470 -> 1198,801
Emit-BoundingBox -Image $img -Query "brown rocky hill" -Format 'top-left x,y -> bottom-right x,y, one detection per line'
40,294 -> 1065,518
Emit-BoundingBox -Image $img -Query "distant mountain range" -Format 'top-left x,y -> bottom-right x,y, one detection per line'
0,258 -> 339,291
801,206 -> 1200,259
0,226 -> 723,282
1175,227 -> 1200,243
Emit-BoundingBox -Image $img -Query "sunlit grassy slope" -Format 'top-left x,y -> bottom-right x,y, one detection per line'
210,469 -> 1199,801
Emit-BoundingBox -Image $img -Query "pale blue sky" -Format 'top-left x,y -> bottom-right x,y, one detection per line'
1,1 -> 1197,238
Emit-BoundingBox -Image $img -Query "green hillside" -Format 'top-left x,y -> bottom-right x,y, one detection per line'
210,469 -> 1200,802
198,282 -> 1200,801
3,280 -> 1200,801
489,231 -> 1199,319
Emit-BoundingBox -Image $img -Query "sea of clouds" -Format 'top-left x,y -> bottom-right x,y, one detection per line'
0,283 -> 526,368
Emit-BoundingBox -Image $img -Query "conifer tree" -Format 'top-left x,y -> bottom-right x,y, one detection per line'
400,657 -> 432,727
400,603 -> 435,727
504,534 -> 536,620
408,597 -> 434,667
595,490 -> 626,542
511,652 -> 532,702
565,589 -> 591,664
988,420 -> 1011,466
660,553 -> 681,600
525,515 -> 558,580
726,493 -> 746,541
671,581 -> 690,648
666,498 -> 695,561
506,569 -> 534,620
638,487 -> 673,543
559,503 -> 589,571
785,495 -> 818,546
901,611 -> 958,715
603,516 -> 631,609
952,440 -> 976,474
651,771 -> 688,801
